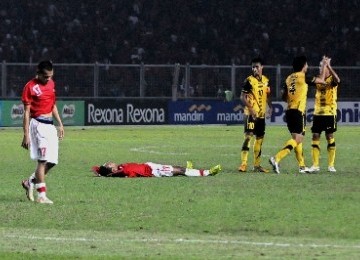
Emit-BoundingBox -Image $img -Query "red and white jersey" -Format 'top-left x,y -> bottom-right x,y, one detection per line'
21,78 -> 56,118
92,162 -> 176,178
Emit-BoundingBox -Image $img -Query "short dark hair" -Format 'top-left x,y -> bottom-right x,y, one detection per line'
98,165 -> 111,176
292,56 -> 307,72
37,60 -> 53,74
251,57 -> 263,65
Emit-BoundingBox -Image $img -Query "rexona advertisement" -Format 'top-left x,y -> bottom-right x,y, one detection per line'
0,100 -> 84,126
270,101 -> 360,125
168,101 -> 244,124
86,100 -> 168,125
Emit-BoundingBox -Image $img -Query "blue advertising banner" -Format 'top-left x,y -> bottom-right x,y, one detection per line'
269,101 -> 360,125
168,100 -> 244,124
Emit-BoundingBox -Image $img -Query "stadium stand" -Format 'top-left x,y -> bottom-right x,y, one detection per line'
0,1 -> 359,66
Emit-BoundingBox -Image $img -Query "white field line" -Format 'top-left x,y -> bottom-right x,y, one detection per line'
130,146 -> 237,156
4,234 -> 360,249
130,147 -> 188,155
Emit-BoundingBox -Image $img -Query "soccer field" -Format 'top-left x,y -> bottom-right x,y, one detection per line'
0,125 -> 359,259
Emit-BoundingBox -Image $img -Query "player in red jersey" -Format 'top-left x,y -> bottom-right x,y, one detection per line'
21,60 -> 64,204
92,161 -> 222,178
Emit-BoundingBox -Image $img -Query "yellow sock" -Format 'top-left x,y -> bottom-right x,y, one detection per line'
240,136 -> 252,165
253,137 -> 263,167
327,137 -> 336,167
275,139 -> 297,163
294,142 -> 305,167
311,140 -> 320,167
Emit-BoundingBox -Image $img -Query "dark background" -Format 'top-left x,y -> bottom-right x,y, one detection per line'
0,1 -> 358,66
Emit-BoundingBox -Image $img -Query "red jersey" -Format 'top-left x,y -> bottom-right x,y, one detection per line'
118,163 -> 153,178
92,163 -> 154,178
21,78 -> 56,118
115,163 -> 153,178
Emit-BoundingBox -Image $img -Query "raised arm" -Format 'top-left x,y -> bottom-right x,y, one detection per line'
313,56 -> 328,84
327,58 -> 340,84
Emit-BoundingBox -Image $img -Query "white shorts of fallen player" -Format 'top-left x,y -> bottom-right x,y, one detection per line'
29,118 -> 59,164
145,162 -> 174,177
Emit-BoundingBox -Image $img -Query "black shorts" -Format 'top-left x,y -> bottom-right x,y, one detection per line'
311,115 -> 337,134
285,109 -> 305,135
243,115 -> 266,137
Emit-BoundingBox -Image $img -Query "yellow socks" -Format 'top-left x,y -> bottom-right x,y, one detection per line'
240,136 -> 252,165
311,140 -> 320,167
275,139 -> 298,162
294,142 -> 305,167
253,138 -> 263,166
327,137 -> 336,167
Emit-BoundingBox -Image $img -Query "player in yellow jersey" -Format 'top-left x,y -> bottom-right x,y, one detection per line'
238,58 -> 273,173
269,55 -> 328,174
309,57 -> 340,173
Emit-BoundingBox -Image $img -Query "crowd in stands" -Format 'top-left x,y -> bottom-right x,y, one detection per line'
0,0 -> 359,66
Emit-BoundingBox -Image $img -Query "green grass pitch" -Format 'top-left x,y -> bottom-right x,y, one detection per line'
0,125 -> 359,259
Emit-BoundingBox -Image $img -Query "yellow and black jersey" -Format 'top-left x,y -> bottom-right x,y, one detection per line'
284,72 -> 315,114
313,75 -> 338,115
241,75 -> 270,118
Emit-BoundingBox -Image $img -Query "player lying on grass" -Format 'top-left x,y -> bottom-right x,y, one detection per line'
92,161 -> 221,177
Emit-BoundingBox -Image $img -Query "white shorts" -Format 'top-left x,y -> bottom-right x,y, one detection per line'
145,162 -> 174,177
29,118 -> 59,164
